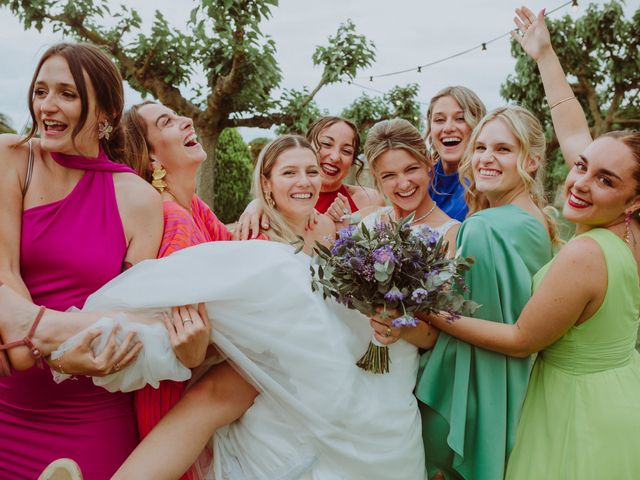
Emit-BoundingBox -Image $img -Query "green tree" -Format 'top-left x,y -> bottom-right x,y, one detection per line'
213,128 -> 253,224
248,136 -> 271,167
341,84 -> 423,143
0,113 -> 15,134
501,1 -> 639,195
2,0 -> 375,207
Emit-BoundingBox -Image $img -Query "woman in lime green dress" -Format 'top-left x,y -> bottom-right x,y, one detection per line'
374,7 -> 640,479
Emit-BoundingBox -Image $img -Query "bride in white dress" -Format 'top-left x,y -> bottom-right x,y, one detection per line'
0,121 -> 459,480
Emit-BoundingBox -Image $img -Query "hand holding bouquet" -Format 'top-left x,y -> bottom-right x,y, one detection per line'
310,213 -> 478,373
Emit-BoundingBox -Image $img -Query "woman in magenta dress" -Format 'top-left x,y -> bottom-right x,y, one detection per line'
235,116 -> 385,239
0,43 -> 163,479
123,101 -> 233,479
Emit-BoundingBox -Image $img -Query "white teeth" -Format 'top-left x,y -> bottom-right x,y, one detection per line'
322,164 -> 339,174
183,133 -> 198,146
441,137 -> 461,146
291,193 -> 312,199
479,168 -> 500,177
570,193 -> 590,206
397,187 -> 417,198
43,120 -> 66,127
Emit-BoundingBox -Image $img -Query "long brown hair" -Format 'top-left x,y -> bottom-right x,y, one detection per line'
122,101 -> 157,183
601,130 -> 640,220
21,42 -> 125,161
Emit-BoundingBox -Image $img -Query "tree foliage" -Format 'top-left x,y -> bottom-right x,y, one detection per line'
213,128 -> 253,224
341,83 -> 424,143
1,0 -> 375,208
0,113 -> 15,134
501,1 -> 639,195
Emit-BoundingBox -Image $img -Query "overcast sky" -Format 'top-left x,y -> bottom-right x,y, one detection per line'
0,0 -> 636,140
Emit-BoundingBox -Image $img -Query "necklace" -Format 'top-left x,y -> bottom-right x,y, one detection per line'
411,202 -> 437,224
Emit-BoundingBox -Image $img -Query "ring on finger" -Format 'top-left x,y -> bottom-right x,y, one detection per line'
385,326 -> 392,337
113,362 -> 121,372
182,317 -> 193,324
342,208 -> 349,215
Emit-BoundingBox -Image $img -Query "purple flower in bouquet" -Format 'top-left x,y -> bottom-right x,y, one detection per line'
372,245 -> 397,265
411,288 -> 429,303
391,314 -> 419,328
384,286 -> 405,302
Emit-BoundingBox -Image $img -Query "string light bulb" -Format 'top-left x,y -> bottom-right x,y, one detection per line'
481,43 -> 487,54
571,0 -> 578,11
417,66 -> 422,73
395,100 -> 402,107
369,76 -> 373,82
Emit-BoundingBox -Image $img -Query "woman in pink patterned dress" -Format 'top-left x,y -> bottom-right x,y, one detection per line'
123,101 -> 233,479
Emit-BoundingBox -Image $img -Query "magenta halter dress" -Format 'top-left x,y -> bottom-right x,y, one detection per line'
0,150 -> 139,479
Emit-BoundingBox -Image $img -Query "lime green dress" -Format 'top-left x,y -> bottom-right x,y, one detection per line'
416,205 -> 553,480
505,228 -> 640,479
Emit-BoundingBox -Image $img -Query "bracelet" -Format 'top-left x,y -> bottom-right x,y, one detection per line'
549,96 -> 576,110
56,357 -> 66,375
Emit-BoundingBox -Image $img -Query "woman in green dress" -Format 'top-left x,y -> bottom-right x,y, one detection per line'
374,104 -> 557,479
374,7 -> 640,479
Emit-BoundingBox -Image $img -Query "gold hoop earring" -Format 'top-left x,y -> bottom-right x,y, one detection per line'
98,120 -> 113,141
265,191 -> 275,209
151,166 -> 168,193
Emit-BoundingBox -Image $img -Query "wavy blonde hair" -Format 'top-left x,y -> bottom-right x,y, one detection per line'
459,105 -> 559,243
253,134 -> 317,244
364,118 -> 433,193
424,86 -> 486,163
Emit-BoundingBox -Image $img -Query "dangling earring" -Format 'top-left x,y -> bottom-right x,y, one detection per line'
265,191 -> 275,209
98,119 -> 113,141
151,165 -> 168,193
624,211 -> 633,245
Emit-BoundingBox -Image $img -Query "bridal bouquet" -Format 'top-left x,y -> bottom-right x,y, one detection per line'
310,213 -> 477,374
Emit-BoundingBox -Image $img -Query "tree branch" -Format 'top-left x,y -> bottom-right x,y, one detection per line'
45,11 -> 200,119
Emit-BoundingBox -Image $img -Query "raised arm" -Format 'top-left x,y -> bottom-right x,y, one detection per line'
427,237 -> 605,357
514,6 -> 592,165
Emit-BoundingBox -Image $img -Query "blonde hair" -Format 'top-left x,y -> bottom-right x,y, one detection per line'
424,86 -> 486,163
459,105 -> 559,244
364,118 -> 433,192
253,134 -> 317,243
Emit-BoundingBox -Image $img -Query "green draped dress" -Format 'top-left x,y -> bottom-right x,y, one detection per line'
505,228 -> 640,479
415,204 -> 553,480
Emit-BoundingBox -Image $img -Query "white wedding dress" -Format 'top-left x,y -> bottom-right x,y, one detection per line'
53,240 -> 426,480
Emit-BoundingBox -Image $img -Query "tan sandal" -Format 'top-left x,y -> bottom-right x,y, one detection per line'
37,458 -> 83,480
0,280 -> 46,376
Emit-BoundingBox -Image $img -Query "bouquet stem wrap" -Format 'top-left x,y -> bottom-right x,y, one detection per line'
356,338 -> 390,374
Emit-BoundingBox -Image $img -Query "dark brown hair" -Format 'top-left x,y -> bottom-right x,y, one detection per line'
306,116 -> 364,182
22,42 -> 125,160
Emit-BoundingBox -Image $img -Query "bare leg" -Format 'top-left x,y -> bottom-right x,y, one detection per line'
0,283 -> 105,369
112,362 -> 258,479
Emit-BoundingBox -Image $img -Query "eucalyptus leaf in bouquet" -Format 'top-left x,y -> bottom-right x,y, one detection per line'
309,212 -> 478,373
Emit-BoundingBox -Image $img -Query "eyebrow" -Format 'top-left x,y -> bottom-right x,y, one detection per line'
578,155 -> 623,181
34,81 -> 77,90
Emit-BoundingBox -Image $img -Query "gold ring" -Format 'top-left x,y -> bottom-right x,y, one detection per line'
385,327 -> 392,337
114,363 -> 121,371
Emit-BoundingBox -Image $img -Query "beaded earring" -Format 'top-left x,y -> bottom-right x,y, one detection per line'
623,211 -> 636,245
151,166 -> 168,193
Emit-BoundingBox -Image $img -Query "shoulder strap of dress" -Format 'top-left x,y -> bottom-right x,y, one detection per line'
21,140 -> 34,197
